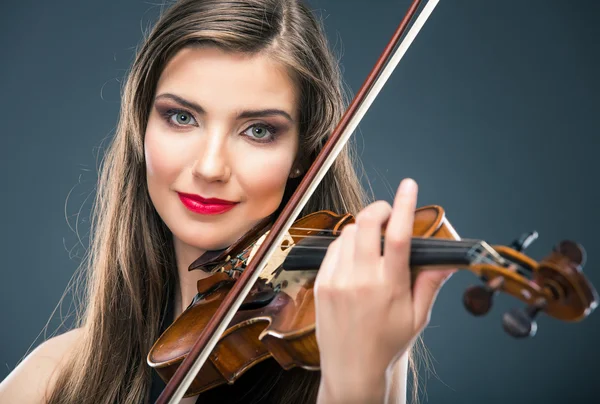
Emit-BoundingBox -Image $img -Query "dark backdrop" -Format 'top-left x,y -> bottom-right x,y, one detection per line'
1,1 -> 599,403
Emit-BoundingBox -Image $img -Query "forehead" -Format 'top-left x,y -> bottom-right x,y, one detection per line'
156,46 -> 298,117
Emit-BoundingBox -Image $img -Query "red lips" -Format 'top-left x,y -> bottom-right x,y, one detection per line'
177,192 -> 238,215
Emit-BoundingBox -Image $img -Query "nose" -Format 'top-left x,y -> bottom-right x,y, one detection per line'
191,131 -> 231,183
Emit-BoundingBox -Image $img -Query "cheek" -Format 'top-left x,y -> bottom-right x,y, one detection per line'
235,145 -> 295,213
144,125 -> 185,199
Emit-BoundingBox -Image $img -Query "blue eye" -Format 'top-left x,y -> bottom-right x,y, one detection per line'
171,111 -> 196,126
163,109 -> 197,127
242,124 -> 277,143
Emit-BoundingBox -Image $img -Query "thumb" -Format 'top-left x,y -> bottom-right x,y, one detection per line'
412,268 -> 455,330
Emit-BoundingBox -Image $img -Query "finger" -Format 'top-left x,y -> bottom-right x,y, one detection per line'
412,268 -> 455,330
315,235 -> 343,287
353,201 -> 392,281
336,223 -> 357,287
383,178 -> 418,287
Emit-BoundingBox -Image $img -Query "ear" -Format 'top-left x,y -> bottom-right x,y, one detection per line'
289,149 -> 310,179
289,167 -> 303,178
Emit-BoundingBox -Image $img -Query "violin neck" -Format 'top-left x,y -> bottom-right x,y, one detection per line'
283,236 -> 486,271
408,237 -> 480,267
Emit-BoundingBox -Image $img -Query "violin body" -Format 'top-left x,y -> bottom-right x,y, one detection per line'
147,206 -> 463,396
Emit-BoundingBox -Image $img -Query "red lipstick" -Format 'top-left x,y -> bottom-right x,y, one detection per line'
177,192 -> 238,215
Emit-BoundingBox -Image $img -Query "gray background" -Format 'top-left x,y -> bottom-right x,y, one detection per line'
1,0 -> 599,403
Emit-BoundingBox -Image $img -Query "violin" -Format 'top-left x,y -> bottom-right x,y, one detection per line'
148,0 -> 598,402
148,207 -> 598,397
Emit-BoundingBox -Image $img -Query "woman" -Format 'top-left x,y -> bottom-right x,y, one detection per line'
0,0 -> 453,403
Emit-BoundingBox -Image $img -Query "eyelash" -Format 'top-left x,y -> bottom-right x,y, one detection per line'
160,108 -> 279,144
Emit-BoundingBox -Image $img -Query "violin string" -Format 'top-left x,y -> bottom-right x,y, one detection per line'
286,245 -> 473,253
287,226 -> 480,243
288,225 -> 479,239
278,232 -> 485,266
287,226 -> 336,232
286,231 -> 473,242
283,232 -> 479,247
279,229 -> 523,272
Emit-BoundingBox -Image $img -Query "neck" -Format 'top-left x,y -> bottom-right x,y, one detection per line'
173,238 -> 212,317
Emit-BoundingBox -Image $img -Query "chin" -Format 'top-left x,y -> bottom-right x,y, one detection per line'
176,233 -> 232,253
192,238 -> 238,252
174,221 -> 249,253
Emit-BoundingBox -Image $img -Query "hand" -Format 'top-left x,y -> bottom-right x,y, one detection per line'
314,178 -> 455,404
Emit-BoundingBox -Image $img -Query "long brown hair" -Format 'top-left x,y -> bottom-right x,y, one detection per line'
46,1 -> 422,403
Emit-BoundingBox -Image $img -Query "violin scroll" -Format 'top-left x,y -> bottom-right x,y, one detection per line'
463,237 -> 598,338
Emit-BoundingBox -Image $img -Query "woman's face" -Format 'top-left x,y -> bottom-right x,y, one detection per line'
144,46 -> 300,256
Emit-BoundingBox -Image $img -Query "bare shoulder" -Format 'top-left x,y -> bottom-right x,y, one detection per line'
0,328 -> 83,404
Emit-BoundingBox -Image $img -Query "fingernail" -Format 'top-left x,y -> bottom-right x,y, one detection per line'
399,178 -> 416,194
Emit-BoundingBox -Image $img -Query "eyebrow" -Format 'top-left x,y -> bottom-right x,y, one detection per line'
154,93 -> 294,122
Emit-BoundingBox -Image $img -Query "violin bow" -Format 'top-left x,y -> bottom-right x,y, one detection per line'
155,0 -> 440,402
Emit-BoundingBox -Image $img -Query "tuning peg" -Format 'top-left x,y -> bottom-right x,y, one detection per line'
463,277 -> 504,316
554,240 -> 586,268
510,231 -> 539,252
502,297 -> 546,338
